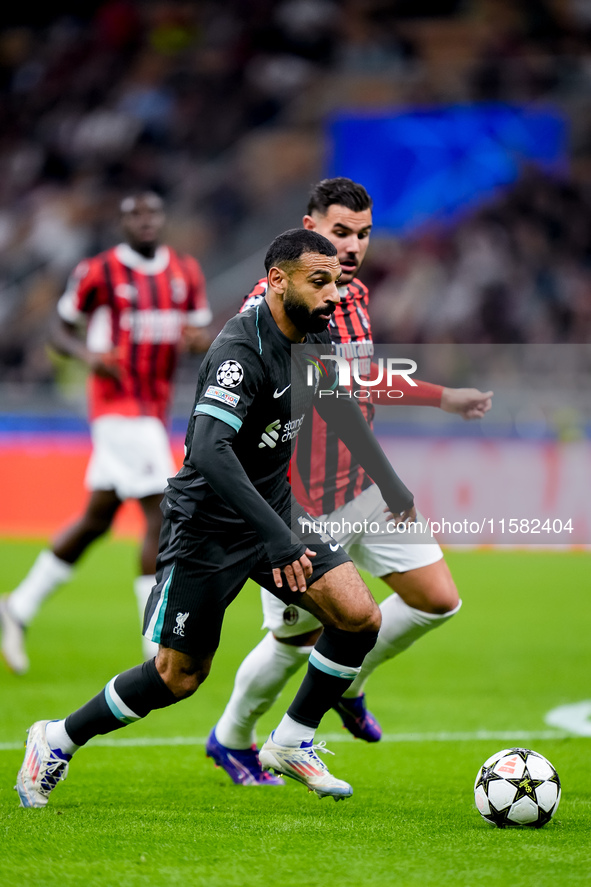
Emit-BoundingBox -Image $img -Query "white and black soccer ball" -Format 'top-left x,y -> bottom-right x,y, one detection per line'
216,360 -> 243,388
474,747 -> 561,828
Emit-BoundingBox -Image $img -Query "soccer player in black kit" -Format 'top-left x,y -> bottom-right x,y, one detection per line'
15,229 -> 415,806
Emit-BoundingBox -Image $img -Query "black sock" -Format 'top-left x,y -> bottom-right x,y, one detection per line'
286,626 -> 379,730
65,659 -> 178,747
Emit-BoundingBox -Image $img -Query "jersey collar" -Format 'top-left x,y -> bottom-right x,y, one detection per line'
115,243 -> 170,275
258,299 -> 293,349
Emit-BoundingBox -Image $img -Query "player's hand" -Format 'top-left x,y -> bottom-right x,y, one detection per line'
385,505 -> 417,526
273,548 -> 316,593
441,387 -> 493,420
87,349 -> 122,382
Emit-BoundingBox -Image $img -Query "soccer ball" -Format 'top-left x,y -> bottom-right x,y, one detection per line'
474,747 -> 561,828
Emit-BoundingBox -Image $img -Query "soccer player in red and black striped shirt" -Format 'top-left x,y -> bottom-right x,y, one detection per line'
208,178 -> 493,785
0,193 -> 211,674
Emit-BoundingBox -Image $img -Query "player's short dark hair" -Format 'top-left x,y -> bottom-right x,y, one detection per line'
264,228 -> 337,273
306,177 -> 373,216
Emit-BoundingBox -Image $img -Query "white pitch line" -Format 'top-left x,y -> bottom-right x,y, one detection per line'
0,728 -> 576,753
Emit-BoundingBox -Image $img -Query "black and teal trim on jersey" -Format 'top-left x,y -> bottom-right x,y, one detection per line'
255,303 -> 263,354
194,403 -> 243,432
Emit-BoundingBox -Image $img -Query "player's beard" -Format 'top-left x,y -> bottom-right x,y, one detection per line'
283,281 -> 335,334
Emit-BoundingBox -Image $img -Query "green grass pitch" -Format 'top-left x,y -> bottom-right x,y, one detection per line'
1,539 -> 590,886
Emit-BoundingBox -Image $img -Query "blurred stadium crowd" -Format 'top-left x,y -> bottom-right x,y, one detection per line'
1,0 -> 591,396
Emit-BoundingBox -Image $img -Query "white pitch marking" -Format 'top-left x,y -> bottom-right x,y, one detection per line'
0,728 -> 574,753
545,700 -> 591,736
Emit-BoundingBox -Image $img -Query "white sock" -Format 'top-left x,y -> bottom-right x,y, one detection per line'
344,594 -> 463,698
45,719 -> 80,758
8,550 -> 73,627
134,575 -> 159,660
214,632 -> 312,749
273,714 -> 315,747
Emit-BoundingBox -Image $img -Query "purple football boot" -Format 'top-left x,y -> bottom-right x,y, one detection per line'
333,694 -> 382,742
206,728 -> 285,786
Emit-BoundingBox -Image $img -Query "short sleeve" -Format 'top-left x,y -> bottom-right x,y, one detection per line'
193,341 -> 265,435
57,258 -> 106,324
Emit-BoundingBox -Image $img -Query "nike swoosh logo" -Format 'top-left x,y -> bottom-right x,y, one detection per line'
273,385 -> 291,398
329,543 -> 340,552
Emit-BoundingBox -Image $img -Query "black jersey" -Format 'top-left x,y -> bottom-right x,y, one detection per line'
241,277 -> 375,515
165,297 -> 413,572
166,300 -> 332,525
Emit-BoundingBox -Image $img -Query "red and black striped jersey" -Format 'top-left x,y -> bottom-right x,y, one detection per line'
241,277 -> 375,516
58,243 -> 211,423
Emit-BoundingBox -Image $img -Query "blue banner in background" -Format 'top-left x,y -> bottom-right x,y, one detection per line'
327,104 -> 568,234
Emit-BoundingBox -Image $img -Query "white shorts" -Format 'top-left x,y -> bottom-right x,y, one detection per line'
262,483 -> 443,638
85,415 -> 176,501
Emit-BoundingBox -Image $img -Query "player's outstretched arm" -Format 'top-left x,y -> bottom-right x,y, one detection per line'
440,387 -> 493,420
367,365 -> 493,420
370,372 -> 443,406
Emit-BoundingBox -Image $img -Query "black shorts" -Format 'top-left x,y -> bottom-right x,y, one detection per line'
143,497 -> 351,657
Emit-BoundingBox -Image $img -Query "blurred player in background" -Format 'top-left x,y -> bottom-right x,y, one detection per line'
206,178 -> 493,785
0,192 -> 211,673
